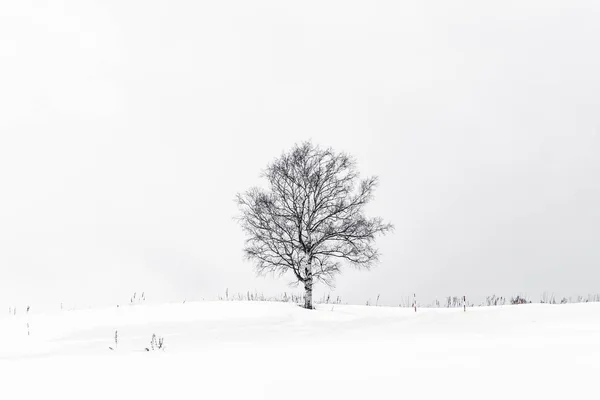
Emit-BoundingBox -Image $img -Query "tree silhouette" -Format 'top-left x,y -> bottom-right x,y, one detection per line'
237,142 -> 393,309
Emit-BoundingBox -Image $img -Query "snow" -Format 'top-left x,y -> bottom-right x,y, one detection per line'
1,301 -> 598,399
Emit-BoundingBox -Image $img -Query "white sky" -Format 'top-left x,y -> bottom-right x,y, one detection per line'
1,0 -> 599,309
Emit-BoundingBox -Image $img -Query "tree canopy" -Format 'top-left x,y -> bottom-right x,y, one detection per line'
237,142 -> 393,308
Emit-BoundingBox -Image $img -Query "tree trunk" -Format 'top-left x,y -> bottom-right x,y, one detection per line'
304,277 -> 313,309
304,261 -> 313,309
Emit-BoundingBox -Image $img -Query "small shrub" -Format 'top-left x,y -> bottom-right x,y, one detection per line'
485,295 -> 506,306
145,334 -> 165,351
109,330 -> 118,351
130,292 -> 146,305
511,295 -> 529,305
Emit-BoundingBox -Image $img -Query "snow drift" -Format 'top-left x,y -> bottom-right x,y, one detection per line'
1,301 -> 598,399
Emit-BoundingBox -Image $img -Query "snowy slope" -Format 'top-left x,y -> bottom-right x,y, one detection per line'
1,301 -> 599,399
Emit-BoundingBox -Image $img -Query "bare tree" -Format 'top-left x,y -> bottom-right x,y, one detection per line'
236,142 -> 393,309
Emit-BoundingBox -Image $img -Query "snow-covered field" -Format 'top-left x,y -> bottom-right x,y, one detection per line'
1,301 -> 598,399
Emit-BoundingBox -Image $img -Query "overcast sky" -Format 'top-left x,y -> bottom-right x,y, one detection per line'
1,0 -> 599,309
